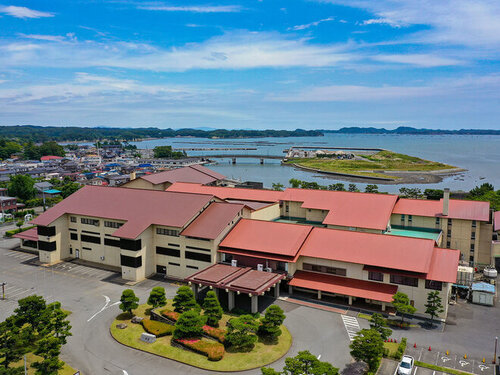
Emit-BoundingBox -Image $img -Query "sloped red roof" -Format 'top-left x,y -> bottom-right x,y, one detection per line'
140,165 -> 225,185
13,227 -> 38,241
299,227 -> 435,274
181,202 -> 244,240
219,218 -> 312,258
426,247 -> 460,283
40,155 -> 63,161
290,271 -> 398,303
281,188 -> 398,230
393,198 -> 490,222
32,185 -> 213,239
494,211 -> 500,231
167,182 -> 283,203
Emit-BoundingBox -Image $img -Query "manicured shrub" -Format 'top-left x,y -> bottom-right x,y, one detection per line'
173,310 -> 204,340
161,309 -> 180,322
175,338 -> 225,361
5,225 -> 35,237
173,286 -> 199,313
141,318 -> 174,337
225,315 -> 259,352
202,291 -> 223,327
147,287 -> 167,309
258,305 -> 286,340
394,337 -> 407,360
202,325 -> 226,343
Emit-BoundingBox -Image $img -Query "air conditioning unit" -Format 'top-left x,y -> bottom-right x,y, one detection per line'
265,267 -> 273,273
257,264 -> 264,272
231,259 -> 238,267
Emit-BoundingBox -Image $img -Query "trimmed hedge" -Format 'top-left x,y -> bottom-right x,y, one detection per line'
175,338 -> 225,361
161,309 -> 180,322
141,318 -> 174,337
5,225 -> 36,238
394,337 -> 407,360
202,325 -> 226,343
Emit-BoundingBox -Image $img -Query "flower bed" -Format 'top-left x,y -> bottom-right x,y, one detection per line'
141,318 -> 175,337
202,325 -> 226,343
161,309 -> 180,322
175,338 -> 225,361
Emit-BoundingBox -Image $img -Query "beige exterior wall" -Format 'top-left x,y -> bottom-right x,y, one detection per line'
121,178 -> 166,191
249,203 -> 280,221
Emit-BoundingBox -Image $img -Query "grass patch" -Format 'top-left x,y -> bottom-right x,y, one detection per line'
415,361 -> 474,375
357,313 -> 372,321
111,304 -> 292,371
286,150 -> 455,179
8,352 -> 77,375
383,342 -> 399,357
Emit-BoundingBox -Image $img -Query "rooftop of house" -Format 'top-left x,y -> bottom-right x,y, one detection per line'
32,185 -> 214,239
140,165 -> 225,185
393,198 -> 490,222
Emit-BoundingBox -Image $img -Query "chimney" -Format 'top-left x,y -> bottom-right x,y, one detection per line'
443,188 -> 450,216
130,171 -> 136,181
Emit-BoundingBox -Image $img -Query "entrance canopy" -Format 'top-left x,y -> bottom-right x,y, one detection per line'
290,270 -> 398,303
185,263 -> 285,295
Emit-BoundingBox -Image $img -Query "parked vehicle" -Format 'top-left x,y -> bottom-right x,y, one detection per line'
397,355 -> 414,375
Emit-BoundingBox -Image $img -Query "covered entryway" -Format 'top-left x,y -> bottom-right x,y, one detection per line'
185,263 -> 285,313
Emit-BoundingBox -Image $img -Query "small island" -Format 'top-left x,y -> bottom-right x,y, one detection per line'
284,149 -> 464,184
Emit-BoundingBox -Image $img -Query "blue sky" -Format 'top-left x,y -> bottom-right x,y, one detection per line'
0,1 -> 499,130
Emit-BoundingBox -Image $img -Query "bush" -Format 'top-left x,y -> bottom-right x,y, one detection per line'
141,318 -> 174,337
383,348 -> 390,358
394,337 -> 407,360
173,310 -> 204,340
175,338 -> 225,361
203,325 -> 226,343
161,309 -> 180,322
5,225 -> 35,237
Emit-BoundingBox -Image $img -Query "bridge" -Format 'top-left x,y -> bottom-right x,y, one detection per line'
199,154 -> 283,164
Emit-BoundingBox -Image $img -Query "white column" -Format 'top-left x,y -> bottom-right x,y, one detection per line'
191,284 -> 199,299
274,284 -> 280,298
381,303 -> 386,311
288,285 -> 293,294
250,295 -> 258,314
318,290 -> 322,300
348,296 -> 353,305
228,290 -> 235,311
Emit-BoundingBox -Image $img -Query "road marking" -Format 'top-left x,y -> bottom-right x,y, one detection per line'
317,355 -> 321,360
87,295 -> 120,322
459,360 -> 469,367
123,371 -> 129,375
341,315 -> 360,341
478,365 -> 489,371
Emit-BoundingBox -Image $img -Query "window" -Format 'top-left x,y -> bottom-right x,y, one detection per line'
185,251 -> 211,262
469,255 -> 474,263
37,226 -> 56,237
120,254 -> 142,268
435,217 -> 440,225
156,265 -> 167,274
448,219 -> 452,226
82,247 -> 92,251
285,204 -> 289,214
186,265 -> 199,270
81,235 -> 101,244
156,228 -> 179,236
104,221 -> 123,228
38,241 -> 56,251
81,218 -> 100,226
425,280 -> 442,291
408,215 -> 413,223
472,220 -> 476,228
70,216 -> 76,223
104,238 -> 121,247
400,214 -> 405,223
471,231 -> 476,240
185,245 -> 211,252
470,243 -> 475,252
120,238 -> 142,251
368,271 -> 384,282
168,243 -> 180,247
303,263 -> 347,276
23,240 -> 38,248
168,262 -> 180,267
156,247 -> 180,257
70,233 -> 78,241
390,274 -> 418,287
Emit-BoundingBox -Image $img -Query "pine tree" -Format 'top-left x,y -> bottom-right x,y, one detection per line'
225,315 -> 259,352
147,287 -> 167,309
424,291 -> 444,327
350,329 -> 384,372
173,310 -> 204,340
258,305 -> 286,340
32,337 -> 64,375
119,289 -> 139,315
202,291 -> 223,327
369,313 -> 392,340
392,292 -> 417,325
173,286 -> 199,314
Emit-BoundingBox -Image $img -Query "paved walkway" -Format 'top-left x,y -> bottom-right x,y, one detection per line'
341,315 -> 361,341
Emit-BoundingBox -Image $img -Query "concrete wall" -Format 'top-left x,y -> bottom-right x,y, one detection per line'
121,178 -> 164,190
250,203 -> 281,221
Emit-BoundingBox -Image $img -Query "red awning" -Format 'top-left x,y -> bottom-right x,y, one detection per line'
13,227 -> 38,241
289,270 -> 398,303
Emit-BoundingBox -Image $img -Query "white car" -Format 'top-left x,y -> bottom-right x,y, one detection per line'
397,355 -> 414,375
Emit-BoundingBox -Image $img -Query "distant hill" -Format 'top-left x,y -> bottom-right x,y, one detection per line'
323,126 -> 500,135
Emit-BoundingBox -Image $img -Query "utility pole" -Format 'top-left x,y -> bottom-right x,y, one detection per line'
24,355 -> 27,375
1,282 -> 5,299
494,336 -> 498,364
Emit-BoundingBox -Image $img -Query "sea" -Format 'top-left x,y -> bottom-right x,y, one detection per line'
129,134 -> 500,194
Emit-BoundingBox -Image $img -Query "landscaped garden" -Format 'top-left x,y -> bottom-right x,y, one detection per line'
110,286 -> 292,371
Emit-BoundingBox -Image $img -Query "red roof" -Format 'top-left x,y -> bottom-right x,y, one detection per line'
141,165 -> 225,185
219,218 -> 312,258
167,182 -> 283,203
290,271 -> 398,303
426,247 -> 460,283
32,185 -> 213,239
494,211 -> 500,231
13,227 -> 38,241
40,155 -> 63,161
393,198 -> 490,222
181,202 -> 244,240
281,188 -> 398,230
299,227 -> 435,274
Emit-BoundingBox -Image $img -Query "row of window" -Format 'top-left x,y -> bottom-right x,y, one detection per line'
104,221 -> 123,228
157,228 -> 179,236
80,218 -> 100,226
155,246 -> 211,262
302,263 -> 347,276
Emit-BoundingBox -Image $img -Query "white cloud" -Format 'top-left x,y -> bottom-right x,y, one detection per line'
18,34 -> 66,42
289,17 -> 335,31
137,5 -> 242,13
373,54 -> 463,67
0,5 -> 54,19
360,18 -> 403,28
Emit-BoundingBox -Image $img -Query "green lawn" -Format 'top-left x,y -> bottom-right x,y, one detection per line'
8,353 -> 77,375
286,150 -> 455,179
383,342 -> 399,358
110,304 -> 292,372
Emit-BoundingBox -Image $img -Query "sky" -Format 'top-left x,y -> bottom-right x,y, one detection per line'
0,1 -> 499,130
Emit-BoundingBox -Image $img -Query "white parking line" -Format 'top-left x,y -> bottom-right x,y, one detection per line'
341,315 -> 361,341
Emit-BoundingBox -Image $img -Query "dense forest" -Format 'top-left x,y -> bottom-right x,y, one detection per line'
0,126 -> 323,142
323,126 -> 500,135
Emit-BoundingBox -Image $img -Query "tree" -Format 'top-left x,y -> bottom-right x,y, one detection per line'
348,184 -> 359,192
468,183 -> 494,198
262,350 -> 338,375
364,185 -> 379,193
349,329 -> 384,372
424,189 -> 443,200
60,182 -> 81,198
172,286 -> 199,313
272,183 -> 284,191
15,220 -> 23,229
202,291 -> 223,327
42,302 -> 72,345
119,289 -> 139,315
8,175 -> 36,201
38,141 -> 65,157
14,295 -> 47,336
424,291 -> 444,327
153,145 -> 184,159
328,183 -> 346,191
0,140 -> 22,160
258,305 -> 286,340
399,188 -> 423,199
289,178 -> 301,188
392,292 -> 417,325
0,317 -> 26,369
369,313 -> 392,340
147,287 -> 167,309
173,310 -> 204,340
225,315 -> 259,352
32,337 -> 64,375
